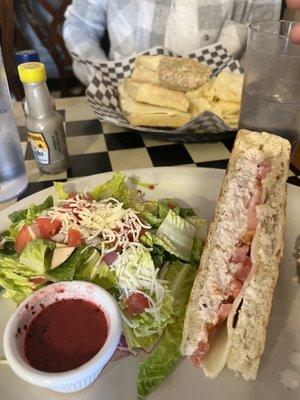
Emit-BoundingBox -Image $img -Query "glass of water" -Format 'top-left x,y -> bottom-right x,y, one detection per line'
0,46 -> 28,202
239,20 -> 300,146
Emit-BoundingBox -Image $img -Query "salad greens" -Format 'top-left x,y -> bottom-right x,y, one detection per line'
5,196 -> 53,241
138,261 -> 196,399
20,239 -> 55,274
0,172 -> 206,398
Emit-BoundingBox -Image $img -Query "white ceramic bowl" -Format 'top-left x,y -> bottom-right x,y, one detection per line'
3,281 -> 122,393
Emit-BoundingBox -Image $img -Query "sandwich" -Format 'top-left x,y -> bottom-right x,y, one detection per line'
181,130 -> 291,380
132,55 -> 211,92
118,80 -> 191,128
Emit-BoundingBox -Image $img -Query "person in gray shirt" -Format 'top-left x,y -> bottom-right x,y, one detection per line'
63,0 -> 282,86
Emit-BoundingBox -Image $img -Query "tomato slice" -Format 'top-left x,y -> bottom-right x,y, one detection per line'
67,228 -> 82,247
235,256 -> 252,282
36,218 -> 62,240
15,225 -> 33,255
190,341 -> 210,367
124,293 -> 150,316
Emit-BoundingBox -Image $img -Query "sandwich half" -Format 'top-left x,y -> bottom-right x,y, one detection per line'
181,130 -> 291,380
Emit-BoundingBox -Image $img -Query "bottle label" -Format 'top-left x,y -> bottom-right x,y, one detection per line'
28,131 -> 49,164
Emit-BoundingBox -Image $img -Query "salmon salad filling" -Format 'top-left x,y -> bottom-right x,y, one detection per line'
188,149 -> 271,366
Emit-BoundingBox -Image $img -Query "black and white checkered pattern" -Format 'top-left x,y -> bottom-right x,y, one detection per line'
72,45 -> 242,140
11,98 -> 299,205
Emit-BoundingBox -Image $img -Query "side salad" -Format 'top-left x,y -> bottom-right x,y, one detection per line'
0,172 -> 206,398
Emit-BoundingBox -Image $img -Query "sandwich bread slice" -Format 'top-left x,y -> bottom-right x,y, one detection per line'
124,79 -> 190,112
132,55 -> 211,92
181,130 -> 291,380
118,81 -> 191,128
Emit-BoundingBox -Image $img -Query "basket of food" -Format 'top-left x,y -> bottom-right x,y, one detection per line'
72,45 -> 243,142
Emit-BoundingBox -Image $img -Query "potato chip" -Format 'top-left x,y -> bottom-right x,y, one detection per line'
189,98 -> 212,117
209,71 -> 243,103
186,71 -> 243,126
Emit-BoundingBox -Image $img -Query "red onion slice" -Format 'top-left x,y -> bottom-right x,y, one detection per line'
103,251 -> 118,265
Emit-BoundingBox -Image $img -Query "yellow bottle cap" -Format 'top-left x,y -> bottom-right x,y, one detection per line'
18,62 -> 46,84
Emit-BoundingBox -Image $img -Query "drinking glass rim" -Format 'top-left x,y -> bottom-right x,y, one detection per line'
249,20 -> 296,38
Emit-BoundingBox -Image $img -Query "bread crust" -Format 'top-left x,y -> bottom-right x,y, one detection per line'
226,133 -> 290,379
132,55 -> 211,91
124,79 -> 189,112
118,81 -> 191,128
181,129 -> 291,379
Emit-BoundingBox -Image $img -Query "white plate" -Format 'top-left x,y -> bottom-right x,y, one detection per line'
0,167 -> 299,400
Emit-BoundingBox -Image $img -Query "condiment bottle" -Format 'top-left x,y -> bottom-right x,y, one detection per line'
15,50 -> 40,117
18,62 -> 69,174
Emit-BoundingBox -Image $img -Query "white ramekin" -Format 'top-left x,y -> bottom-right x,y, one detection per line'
3,281 -> 122,393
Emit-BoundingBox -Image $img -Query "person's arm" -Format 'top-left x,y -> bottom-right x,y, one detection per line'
218,0 -> 282,59
63,0 -> 108,85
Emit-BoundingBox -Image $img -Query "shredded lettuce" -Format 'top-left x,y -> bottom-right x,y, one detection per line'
137,262 -> 196,399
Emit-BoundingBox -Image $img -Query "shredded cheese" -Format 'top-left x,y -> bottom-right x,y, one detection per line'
46,196 -> 151,253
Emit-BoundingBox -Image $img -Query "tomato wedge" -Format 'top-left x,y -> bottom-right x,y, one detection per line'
124,293 -> 150,316
67,228 -> 82,247
15,225 -> 33,255
36,218 -> 62,240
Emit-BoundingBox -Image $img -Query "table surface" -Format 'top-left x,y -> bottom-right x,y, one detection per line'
1,96 -> 299,211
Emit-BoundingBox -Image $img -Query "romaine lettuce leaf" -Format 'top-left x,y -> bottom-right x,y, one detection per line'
54,182 -> 69,200
8,195 -> 53,224
137,262 -> 196,399
0,255 -> 45,304
48,248 -> 85,281
156,210 -> 195,261
5,196 -> 53,241
139,199 -> 196,229
0,271 -> 34,304
123,290 -> 174,352
157,199 -> 196,220
186,216 -> 208,241
128,177 -> 157,190
0,239 -> 16,256
113,248 -> 174,350
74,247 -> 116,290
19,239 -> 55,274
150,244 -> 166,269
191,238 -> 204,267
91,172 -> 142,210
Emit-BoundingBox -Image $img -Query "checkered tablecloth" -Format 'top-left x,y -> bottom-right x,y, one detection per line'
3,96 -> 299,210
